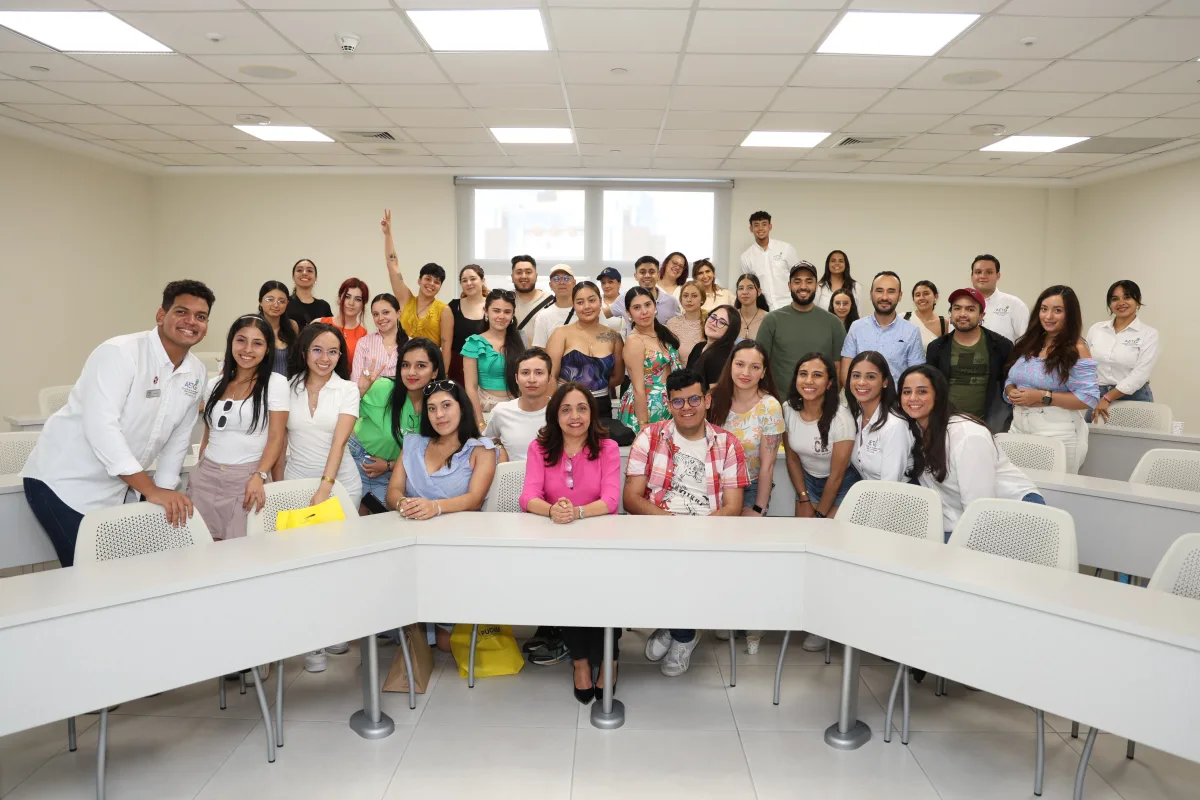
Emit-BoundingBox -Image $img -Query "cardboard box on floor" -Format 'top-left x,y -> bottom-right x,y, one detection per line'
383,623 -> 435,694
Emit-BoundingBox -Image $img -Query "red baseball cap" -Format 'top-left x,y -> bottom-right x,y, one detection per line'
947,287 -> 986,312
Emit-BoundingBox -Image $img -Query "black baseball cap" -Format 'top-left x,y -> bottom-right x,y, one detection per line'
790,261 -> 818,279
596,267 -> 621,282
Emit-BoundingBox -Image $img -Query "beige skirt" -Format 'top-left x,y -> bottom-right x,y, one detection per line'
478,388 -> 512,414
187,457 -> 260,540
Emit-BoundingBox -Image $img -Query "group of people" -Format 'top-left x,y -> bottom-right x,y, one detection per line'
19,208 -> 1161,692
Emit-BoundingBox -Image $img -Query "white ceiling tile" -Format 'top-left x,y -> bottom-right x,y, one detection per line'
403,126 -> 493,142
930,114 -> 1047,135
270,141 -> 353,154
353,84 -> 465,107
988,165 -> 1073,178
1064,93 -> 1198,117
670,86 -> 776,111
663,109 -> 759,129
409,142 -> 492,156
1150,0 -> 1200,13
657,129 -> 744,145
501,143 -> 578,155
1108,117 -> 1200,137
302,153 -> 379,166
677,55 -> 801,87
123,140 -> 216,154
553,0 -> 689,6
770,86 -> 888,112
192,139 -> 281,153
379,107 -> 479,127
578,143 -> 654,157
74,55 -> 226,83
967,91 -> 1100,116
250,83 -> 366,106
548,9 -> 690,52
72,123 -> 178,140
571,109 -> 662,128
653,144 -> 735,158
701,0 -> 839,7
342,141 -> 427,155
787,160 -> 862,173
1022,152 -> 1125,166
557,53 -> 677,85
1023,117 -> 1133,136
435,156 -> 513,168
805,147 -> 886,160
194,55 -> 339,84
851,0 -> 1002,9
922,163 -> 997,176
999,0 -> 1161,16
186,106 -> 304,125
143,82 -> 269,106
720,158 -> 794,170
35,122 -> 100,138
436,53 -> 559,85
1122,62 -> 1200,94
791,55 -> 926,89
575,128 -> 660,144
259,11 -> 423,54
952,149 -> 1038,164
291,107 -> 393,127
511,155 -> 582,167
686,10 -> 835,54
1072,19 -> 1200,62
233,153 -> 311,166
1140,138 -> 1200,154
1055,166 -> 1104,178
582,156 -> 652,168
153,124 -> 258,140
247,0 -> 391,8
868,89 -> 996,114
461,84 -> 565,108
0,26 -> 56,53
117,12 -> 299,55
0,80 -> 75,103
943,16 -> 1126,60
567,84 -> 666,109
87,139 -> 146,153
0,53 -> 120,82
99,105 -> 218,125
0,104 -> 47,123
35,81 -> 172,105
475,108 -> 570,126
903,133 -> 1001,150
876,148 -> 966,162
845,113 -> 952,134
901,58 -> 1053,91
652,157 -> 723,170
756,112 -> 856,130
730,145 -> 825,160
132,153 -> 178,165
166,154 -> 248,166
1013,61 -> 1172,94
856,161 -> 926,174
95,0 -> 245,9
1165,101 -> 1200,118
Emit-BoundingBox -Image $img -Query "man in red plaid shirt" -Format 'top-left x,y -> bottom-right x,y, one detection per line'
623,366 -> 749,677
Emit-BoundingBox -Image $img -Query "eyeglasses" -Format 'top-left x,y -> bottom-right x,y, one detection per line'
550,275 -> 574,284
308,346 -> 340,360
668,394 -> 705,410
706,313 -> 730,329
216,399 -> 234,429
260,297 -> 287,305
565,455 -> 574,490
423,379 -> 457,396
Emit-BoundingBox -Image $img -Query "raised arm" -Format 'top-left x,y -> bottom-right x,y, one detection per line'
382,209 -> 414,307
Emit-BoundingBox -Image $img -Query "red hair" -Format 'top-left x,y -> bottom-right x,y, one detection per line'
337,277 -> 369,327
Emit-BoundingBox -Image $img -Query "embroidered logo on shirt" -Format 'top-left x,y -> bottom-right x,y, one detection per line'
1122,338 -> 1141,347
181,379 -> 201,398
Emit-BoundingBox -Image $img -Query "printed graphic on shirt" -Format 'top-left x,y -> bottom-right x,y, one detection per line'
811,436 -> 830,455
664,449 -> 711,516
182,378 -> 202,399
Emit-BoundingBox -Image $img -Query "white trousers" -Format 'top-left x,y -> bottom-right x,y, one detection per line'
1012,405 -> 1089,474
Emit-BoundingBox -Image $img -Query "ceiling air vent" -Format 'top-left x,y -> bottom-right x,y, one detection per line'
834,136 -> 903,148
340,131 -> 397,141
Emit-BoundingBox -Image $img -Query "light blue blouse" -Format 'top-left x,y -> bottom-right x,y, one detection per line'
401,433 -> 498,500
1005,355 -> 1100,409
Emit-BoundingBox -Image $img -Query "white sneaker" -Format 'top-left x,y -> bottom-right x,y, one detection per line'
661,633 -> 701,677
801,634 -> 828,652
304,650 -> 328,673
713,629 -> 731,641
644,629 -> 673,662
745,635 -> 761,656
325,642 -> 350,655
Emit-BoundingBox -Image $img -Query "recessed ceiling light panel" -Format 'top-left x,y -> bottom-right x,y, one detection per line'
491,127 -> 573,144
943,69 -> 1001,86
234,125 -> 333,143
239,65 -> 297,80
0,11 -> 171,53
407,9 -> 548,52
741,131 -> 831,148
981,135 -> 1089,153
818,11 -> 978,57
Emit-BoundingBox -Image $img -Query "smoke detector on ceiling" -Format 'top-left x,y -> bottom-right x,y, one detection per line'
337,33 -> 360,52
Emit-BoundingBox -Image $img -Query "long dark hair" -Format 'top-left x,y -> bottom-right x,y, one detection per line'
290,258 -> 316,294
819,250 -> 857,294
537,382 -> 607,467
624,286 -> 680,352
844,351 -> 898,435
899,364 -> 990,483
1009,284 -> 1084,384
287,322 -> 350,388
484,288 -> 523,396
735,273 -> 770,312
419,380 -> 483,469
204,315 -> 276,435
785,352 -> 840,449
707,340 -> 777,426
390,337 -> 446,445
828,287 -> 859,331
259,280 -> 297,349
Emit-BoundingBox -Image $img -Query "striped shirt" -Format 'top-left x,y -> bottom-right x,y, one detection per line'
351,331 -> 400,383
627,419 -> 749,513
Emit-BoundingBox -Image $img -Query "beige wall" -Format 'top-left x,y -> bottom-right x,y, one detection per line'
1074,158 -> 1200,421
0,134 -> 154,422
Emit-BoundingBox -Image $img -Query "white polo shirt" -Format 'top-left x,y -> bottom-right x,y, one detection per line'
1085,317 -> 1160,395
23,329 -> 206,513
851,406 -> 914,483
739,239 -> 799,312
980,289 -> 1029,344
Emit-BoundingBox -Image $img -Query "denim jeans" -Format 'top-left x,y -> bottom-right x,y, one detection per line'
23,478 -> 83,567
348,435 -> 392,506
669,629 -> 695,644
1086,383 -> 1153,423
742,479 -> 775,510
943,491 -> 1046,543
803,464 -> 862,509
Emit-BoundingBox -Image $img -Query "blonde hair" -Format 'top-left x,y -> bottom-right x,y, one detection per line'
680,280 -> 707,307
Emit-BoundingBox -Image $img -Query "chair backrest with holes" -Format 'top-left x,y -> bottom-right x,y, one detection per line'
0,432 -> 39,475
839,481 -> 942,542
949,498 -> 1078,571
37,385 -> 74,417
483,460 -> 527,513
1103,401 -> 1173,432
75,503 -> 213,564
1130,448 -> 1200,493
995,433 -> 1067,474
246,478 -> 357,535
1148,533 -> 1200,601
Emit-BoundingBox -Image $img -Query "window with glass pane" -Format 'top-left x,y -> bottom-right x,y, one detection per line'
602,190 -> 715,263
473,188 -> 585,261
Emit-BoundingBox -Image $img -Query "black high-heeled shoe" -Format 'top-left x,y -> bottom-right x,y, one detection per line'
594,663 -> 618,697
572,664 -> 595,705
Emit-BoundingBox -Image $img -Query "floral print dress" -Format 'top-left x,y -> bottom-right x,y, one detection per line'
618,343 -> 682,434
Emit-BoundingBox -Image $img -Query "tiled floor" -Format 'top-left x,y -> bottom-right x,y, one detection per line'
3,630 -> 1197,799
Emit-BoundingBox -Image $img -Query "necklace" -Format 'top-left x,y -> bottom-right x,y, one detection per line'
742,309 -> 761,333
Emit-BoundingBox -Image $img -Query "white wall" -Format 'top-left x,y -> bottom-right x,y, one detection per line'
0,134 -> 155,422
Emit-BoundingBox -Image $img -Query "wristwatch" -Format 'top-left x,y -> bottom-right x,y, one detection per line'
751,504 -> 765,515
578,507 -> 585,520
1041,391 -> 1053,406
255,471 -> 269,482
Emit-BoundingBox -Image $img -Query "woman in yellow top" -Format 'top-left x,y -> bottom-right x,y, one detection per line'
382,208 -> 452,369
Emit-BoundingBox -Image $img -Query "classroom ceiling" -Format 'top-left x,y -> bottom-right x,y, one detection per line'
2,0 -> 1200,183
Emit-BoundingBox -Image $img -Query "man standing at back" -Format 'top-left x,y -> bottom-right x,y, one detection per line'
739,210 -> 798,311
926,287 -> 1014,433
970,254 -> 1028,344
756,262 -> 846,398
22,280 -> 215,566
607,255 -> 681,327
839,271 -> 925,386
512,254 -> 553,347
531,265 -> 578,347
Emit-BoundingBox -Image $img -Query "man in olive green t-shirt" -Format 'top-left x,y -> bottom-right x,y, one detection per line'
756,262 -> 847,397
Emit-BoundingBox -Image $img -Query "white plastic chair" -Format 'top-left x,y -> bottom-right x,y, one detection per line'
0,432 -> 39,475
996,433 -> 1068,474
191,351 -> 224,375
245,478 -> 357,535
37,384 -> 73,417
482,460 -> 526,513
949,498 -> 1078,797
1102,401 -> 1173,432
1130,448 -> 1200,494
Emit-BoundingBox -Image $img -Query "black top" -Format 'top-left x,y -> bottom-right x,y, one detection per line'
687,338 -> 735,389
449,299 -> 488,357
286,295 -> 333,329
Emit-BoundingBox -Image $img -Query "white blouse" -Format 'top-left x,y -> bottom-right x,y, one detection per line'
203,372 -> 289,466
1085,317 -> 1160,396
851,406 -> 914,483
284,373 -> 362,503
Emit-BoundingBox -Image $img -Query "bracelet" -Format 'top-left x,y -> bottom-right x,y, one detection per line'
798,492 -> 809,500
578,506 -> 585,520
321,476 -> 335,485
434,501 -> 442,517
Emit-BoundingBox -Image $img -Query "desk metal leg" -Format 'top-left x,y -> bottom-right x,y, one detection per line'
96,708 -> 107,800
590,627 -> 625,729
1071,720 -> 1079,738
218,676 -> 226,710
773,631 -> 790,705
398,629 -> 416,710
884,663 -> 902,743
1126,740 -> 1136,760
824,646 -> 871,750
729,634 -> 736,687
274,660 -> 284,748
468,624 -> 478,689
349,636 -> 395,740
1035,709 -> 1045,796
67,717 -> 77,752
249,666 -> 275,763
1074,726 -> 1098,800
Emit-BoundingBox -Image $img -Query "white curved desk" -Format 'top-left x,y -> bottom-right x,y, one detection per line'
1082,425 -> 1200,481
1,512 -> 1198,767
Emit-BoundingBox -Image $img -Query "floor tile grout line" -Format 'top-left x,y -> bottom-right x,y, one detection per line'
186,713 -> 263,800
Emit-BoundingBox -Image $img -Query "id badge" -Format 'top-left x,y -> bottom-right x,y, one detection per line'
145,389 -> 161,398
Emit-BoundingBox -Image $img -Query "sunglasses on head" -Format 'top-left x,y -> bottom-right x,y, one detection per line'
423,379 -> 457,396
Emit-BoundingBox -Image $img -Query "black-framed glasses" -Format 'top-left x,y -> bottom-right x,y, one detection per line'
423,379 -> 457,396
216,399 -> 234,429
668,394 -> 705,410
706,313 -> 730,329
